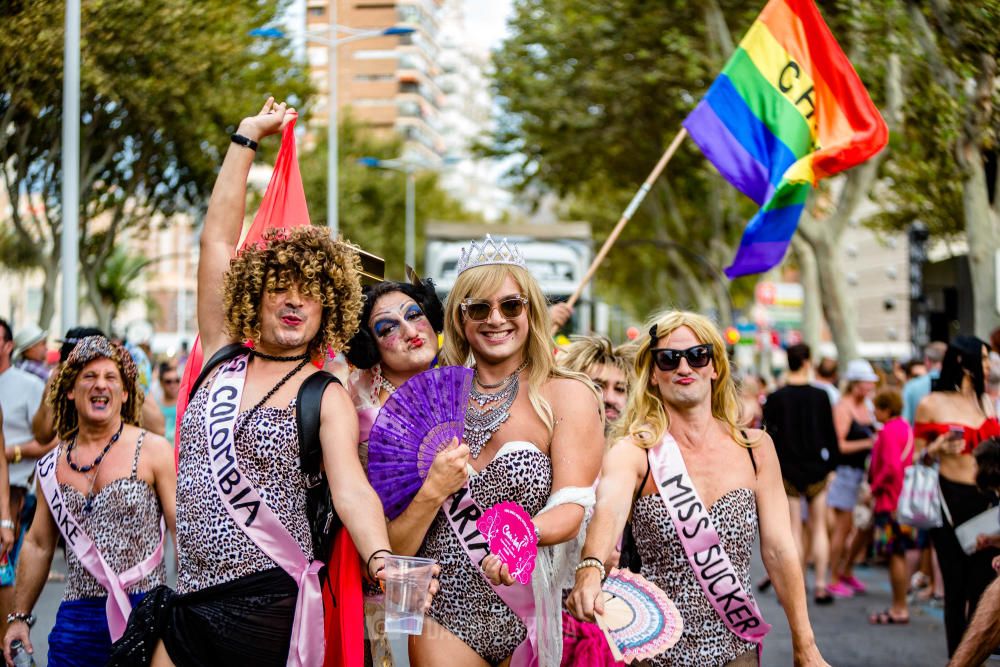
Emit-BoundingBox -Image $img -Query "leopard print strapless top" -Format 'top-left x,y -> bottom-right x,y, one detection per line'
60,432 -> 167,601
175,369 -> 312,594
631,487 -> 759,667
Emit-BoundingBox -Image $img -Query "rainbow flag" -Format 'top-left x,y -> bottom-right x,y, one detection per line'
683,0 -> 888,278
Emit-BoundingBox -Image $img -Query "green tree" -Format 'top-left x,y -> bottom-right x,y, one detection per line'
90,246 -> 157,331
298,114 -> 468,279
0,0 -> 312,328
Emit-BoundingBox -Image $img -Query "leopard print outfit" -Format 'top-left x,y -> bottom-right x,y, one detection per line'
61,431 -> 166,601
418,443 -> 552,666
631,487 -> 759,666
176,367 -> 312,594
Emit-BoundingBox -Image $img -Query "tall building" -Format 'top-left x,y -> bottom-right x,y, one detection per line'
305,0 -> 448,162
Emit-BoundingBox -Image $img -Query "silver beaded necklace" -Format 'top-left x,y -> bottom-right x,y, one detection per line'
465,361 -> 527,457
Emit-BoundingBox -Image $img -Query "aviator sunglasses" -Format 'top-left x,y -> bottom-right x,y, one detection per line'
651,344 -> 714,372
460,295 -> 529,322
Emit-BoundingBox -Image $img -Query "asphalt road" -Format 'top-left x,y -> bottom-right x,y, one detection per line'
26,544 -> 997,666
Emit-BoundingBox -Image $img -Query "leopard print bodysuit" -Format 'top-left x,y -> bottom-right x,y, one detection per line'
418,442 -> 552,666
176,367 -> 312,594
631,487 -> 760,666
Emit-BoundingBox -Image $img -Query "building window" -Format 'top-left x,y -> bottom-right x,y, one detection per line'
308,6 -> 325,17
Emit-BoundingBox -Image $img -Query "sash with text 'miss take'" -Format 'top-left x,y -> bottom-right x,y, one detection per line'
683,0 -> 888,278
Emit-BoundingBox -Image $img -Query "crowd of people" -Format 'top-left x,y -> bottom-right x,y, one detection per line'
0,99 -> 995,667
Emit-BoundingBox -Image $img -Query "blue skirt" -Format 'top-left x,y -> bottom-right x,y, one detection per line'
48,593 -> 146,667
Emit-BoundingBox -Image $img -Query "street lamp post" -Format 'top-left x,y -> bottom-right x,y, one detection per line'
61,0 -> 81,330
358,156 -> 457,270
249,23 -> 414,237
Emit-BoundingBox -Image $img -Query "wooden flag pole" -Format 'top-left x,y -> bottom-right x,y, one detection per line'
566,127 -> 688,309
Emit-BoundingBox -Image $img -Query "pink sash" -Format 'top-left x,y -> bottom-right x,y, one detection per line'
205,355 -> 323,667
648,433 -> 771,645
35,447 -> 165,642
444,483 -> 539,666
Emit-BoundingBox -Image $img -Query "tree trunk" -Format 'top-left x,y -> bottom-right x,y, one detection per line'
961,146 -> 1000,337
792,234 -> 822,356
809,228 -> 860,361
37,253 -> 60,331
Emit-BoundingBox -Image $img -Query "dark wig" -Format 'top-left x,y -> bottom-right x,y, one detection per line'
344,278 -> 444,370
933,335 -> 988,396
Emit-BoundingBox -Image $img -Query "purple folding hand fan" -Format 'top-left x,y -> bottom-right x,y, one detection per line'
367,366 -> 474,520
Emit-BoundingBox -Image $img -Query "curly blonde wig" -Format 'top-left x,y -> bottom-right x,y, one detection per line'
222,226 -> 363,359
49,336 -> 143,440
617,310 -> 756,449
441,263 -> 596,436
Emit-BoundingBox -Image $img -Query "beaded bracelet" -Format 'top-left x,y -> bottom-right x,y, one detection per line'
6,612 -> 35,627
575,556 -> 607,582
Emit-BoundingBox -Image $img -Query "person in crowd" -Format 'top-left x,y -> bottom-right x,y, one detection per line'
827,359 -> 879,598
0,318 -> 46,637
868,389 -> 915,624
762,343 -> 837,604
2,336 -> 176,666
338,276 -> 464,667
568,310 -> 828,667
558,334 -> 634,433
108,98 -> 435,667
904,359 -> 927,381
903,342 -> 947,425
12,324 -> 50,382
156,363 -> 179,448
914,336 -> 1000,656
33,327 -> 166,442
739,374 -> 764,430
814,357 -> 840,405
947,437 -> 1000,666
403,235 -> 604,666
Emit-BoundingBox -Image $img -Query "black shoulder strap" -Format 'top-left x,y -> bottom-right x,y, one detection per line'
188,343 -> 246,402
742,430 -> 758,476
296,371 -> 341,475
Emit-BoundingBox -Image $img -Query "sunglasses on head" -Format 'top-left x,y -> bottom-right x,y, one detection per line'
651,344 -> 714,372
461,295 -> 528,322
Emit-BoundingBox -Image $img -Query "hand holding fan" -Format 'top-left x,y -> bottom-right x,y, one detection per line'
594,568 -> 683,664
367,366 -> 474,520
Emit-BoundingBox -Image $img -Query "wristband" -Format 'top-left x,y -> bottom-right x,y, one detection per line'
0,519 -> 14,530
575,556 -> 607,582
6,612 -> 35,628
366,549 -> 392,580
230,133 -> 259,152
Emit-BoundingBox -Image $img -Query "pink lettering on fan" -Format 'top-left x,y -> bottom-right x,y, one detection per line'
476,501 -> 538,585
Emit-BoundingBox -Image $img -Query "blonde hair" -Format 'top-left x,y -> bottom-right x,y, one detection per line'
560,335 -> 635,387
618,310 -> 754,448
441,264 -> 591,435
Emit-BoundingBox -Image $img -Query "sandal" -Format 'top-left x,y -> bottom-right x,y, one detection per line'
813,589 -> 834,605
869,609 -> 909,625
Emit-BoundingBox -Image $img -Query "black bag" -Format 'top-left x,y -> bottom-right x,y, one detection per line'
189,345 -> 342,561
619,458 -> 652,574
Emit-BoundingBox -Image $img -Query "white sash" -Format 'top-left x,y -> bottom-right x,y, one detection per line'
205,354 -> 323,667
36,447 -> 165,642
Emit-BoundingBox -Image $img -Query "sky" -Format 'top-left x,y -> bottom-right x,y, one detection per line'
461,0 -> 514,53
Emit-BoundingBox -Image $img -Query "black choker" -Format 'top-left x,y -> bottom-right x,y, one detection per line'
251,350 -> 311,362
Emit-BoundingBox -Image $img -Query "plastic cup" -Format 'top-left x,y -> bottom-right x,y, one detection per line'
382,555 -> 436,635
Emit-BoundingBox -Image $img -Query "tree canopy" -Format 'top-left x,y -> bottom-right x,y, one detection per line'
0,0 -> 312,328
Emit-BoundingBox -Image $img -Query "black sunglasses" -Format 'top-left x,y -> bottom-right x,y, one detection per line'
651,344 -> 714,372
461,295 -> 528,322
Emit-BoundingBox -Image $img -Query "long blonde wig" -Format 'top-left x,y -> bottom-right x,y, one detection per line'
440,264 -> 591,435
618,310 -> 754,448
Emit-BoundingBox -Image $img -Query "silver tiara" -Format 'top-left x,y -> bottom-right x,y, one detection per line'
456,235 -> 527,275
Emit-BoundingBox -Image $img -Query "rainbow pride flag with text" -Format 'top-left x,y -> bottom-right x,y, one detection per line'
684,0 -> 887,278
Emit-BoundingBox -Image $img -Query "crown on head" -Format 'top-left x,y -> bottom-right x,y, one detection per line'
456,234 -> 527,275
